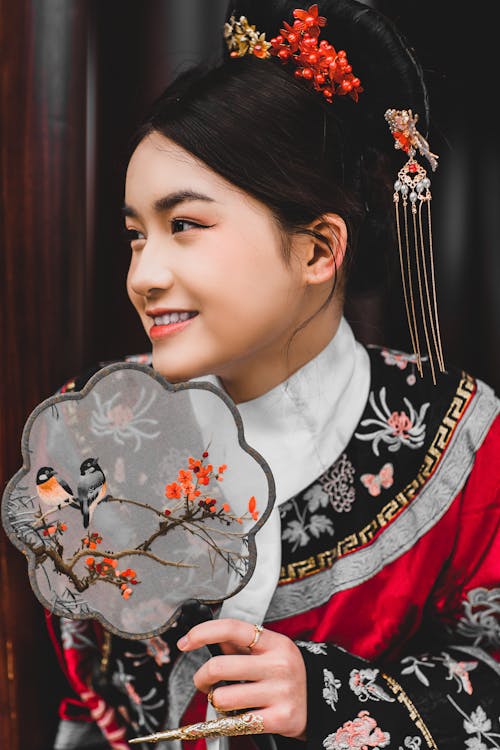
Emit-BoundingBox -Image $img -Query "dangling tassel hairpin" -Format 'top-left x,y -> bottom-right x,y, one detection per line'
385,108 -> 445,384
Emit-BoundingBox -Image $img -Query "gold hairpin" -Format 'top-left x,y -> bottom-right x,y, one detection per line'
385,108 -> 445,384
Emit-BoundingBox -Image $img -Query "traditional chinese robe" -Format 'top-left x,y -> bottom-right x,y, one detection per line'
47,319 -> 500,750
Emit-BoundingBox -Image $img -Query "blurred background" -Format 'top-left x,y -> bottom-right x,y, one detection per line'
0,1 -> 498,748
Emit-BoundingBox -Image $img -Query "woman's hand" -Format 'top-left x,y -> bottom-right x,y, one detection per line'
177,618 -> 307,740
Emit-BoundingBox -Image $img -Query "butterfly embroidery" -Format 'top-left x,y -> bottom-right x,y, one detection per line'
360,463 -> 394,496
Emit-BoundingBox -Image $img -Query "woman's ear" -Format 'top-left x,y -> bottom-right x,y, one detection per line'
300,213 -> 347,285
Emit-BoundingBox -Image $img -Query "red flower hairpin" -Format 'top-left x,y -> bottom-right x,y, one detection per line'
224,4 -> 363,103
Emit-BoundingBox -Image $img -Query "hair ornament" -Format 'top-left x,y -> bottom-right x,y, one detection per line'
385,108 -> 445,384
225,5 -> 363,103
224,15 -> 272,59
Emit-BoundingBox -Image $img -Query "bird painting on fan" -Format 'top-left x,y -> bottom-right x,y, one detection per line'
77,457 -> 109,528
36,466 -> 79,511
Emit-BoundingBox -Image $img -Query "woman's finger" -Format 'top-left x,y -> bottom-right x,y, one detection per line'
177,618 -> 271,654
205,680 -> 287,714
194,653 -> 269,691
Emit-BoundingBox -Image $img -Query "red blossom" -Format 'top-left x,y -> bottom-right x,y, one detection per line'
269,6 -> 362,103
165,482 -> 182,499
177,469 -> 193,487
293,4 -> 327,37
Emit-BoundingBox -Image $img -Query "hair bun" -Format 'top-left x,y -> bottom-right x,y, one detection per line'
224,0 -> 429,144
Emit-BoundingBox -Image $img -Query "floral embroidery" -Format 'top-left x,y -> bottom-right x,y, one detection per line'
355,388 -> 429,456
281,492 -> 334,551
398,738 -> 421,750
360,463 -> 394,497
323,710 -> 390,749
124,637 -> 171,668
112,658 -> 164,733
381,348 -> 416,369
455,587 -> 500,648
319,453 -> 356,512
400,655 -> 435,686
349,668 -> 394,702
90,388 -> 161,451
296,640 -> 328,655
322,668 -> 342,710
304,483 -> 330,512
60,618 -> 98,651
447,699 -> 500,750
400,652 -> 478,695
440,652 -> 477,695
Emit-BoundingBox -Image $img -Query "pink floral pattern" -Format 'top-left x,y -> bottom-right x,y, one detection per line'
355,387 -> 429,456
323,710 -> 391,749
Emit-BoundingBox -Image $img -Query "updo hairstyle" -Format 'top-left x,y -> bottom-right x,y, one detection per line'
129,0 -> 429,295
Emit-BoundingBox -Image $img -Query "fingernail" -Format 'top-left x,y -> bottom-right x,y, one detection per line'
177,636 -> 188,650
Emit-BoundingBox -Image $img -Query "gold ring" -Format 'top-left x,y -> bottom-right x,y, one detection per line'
247,623 -> 264,650
207,687 -> 224,713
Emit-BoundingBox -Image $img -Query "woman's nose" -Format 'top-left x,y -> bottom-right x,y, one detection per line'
128,240 -> 174,297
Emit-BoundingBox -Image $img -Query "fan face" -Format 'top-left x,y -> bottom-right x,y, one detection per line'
2,363 -> 275,638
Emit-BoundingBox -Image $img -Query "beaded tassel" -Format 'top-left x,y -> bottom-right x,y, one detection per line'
385,109 -> 445,384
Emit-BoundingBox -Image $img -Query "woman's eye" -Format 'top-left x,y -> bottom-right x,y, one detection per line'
124,228 -> 145,242
171,219 -> 206,234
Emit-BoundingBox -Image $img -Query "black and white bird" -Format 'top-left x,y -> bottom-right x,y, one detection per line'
77,457 -> 108,528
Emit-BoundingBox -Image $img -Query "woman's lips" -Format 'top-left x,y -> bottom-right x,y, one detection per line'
149,313 -> 198,341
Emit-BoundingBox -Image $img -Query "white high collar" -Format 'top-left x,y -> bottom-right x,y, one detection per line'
234,316 -> 370,505
204,319 -> 371,745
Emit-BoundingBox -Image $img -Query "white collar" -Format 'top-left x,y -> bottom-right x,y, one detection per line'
198,318 -> 370,641
231,316 -> 370,505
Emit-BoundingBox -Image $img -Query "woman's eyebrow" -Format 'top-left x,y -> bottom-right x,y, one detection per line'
122,190 -> 216,219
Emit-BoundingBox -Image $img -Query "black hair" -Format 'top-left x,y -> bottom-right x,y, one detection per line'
129,0 -> 429,295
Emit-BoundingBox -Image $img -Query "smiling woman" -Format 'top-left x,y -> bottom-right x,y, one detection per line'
124,133 -> 345,400
41,2 -> 500,750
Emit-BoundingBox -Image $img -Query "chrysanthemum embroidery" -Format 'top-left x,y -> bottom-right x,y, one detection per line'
349,668 -> 394,702
90,388 -> 161,451
323,710 -> 390,750
455,587 -> 500,648
360,463 -> 394,497
355,387 -> 429,456
322,668 -> 341,710
319,453 -> 356,512
296,640 -> 328,655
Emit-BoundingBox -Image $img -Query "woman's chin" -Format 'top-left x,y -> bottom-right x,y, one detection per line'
151,352 -> 207,384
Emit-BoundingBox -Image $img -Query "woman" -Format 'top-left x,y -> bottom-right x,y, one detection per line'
48,1 -> 500,748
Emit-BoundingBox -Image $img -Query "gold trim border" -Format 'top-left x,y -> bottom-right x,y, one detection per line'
279,372 -> 475,584
381,673 -> 438,749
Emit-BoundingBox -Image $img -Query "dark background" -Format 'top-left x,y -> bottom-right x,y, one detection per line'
1,2 -> 498,748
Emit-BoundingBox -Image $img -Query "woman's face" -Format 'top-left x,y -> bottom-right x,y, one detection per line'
125,133 -> 331,401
